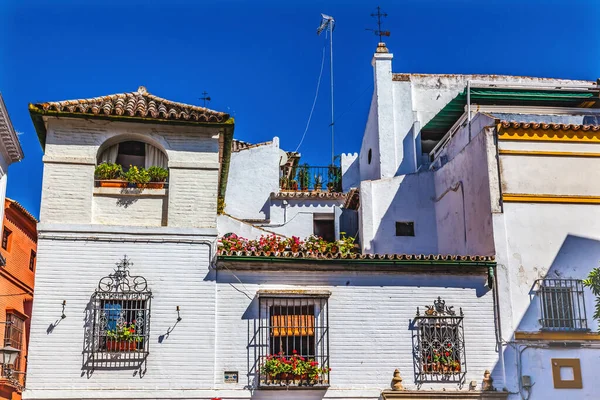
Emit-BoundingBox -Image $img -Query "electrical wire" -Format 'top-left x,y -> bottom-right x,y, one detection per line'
294,43 -> 326,153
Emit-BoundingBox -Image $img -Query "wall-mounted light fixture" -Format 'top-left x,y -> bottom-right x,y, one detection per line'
0,345 -> 23,389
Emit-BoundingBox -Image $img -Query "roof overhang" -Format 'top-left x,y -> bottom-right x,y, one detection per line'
422,87 -> 600,144
0,94 -> 24,164
216,254 -> 496,274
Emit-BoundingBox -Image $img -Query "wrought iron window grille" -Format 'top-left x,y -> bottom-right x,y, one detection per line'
534,279 -> 588,331
413,297 -> 466,383
84,256 -> 152,371
256,295 -> 330,389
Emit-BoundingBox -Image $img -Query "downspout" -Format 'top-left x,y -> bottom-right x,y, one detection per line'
467,80 -> 472,141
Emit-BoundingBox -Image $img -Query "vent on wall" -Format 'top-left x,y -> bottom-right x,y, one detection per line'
396,221 -> 415,237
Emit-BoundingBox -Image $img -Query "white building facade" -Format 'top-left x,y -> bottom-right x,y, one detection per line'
349,42 -> 600,399
24,83 -> 506,400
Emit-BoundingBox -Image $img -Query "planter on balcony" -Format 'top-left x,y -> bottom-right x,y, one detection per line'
98,180 -> 128,188
106,339 -> 137,352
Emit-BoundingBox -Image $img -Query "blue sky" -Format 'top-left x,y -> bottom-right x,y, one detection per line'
1,0 -> 599,218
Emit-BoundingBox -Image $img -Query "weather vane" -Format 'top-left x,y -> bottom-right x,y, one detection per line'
199,91 -> 211,108
366,6 -> 390,42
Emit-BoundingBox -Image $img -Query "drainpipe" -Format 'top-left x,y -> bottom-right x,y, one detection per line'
467,80 -> 472,141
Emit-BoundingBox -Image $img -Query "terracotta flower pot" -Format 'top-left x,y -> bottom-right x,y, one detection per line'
145,182 -> 165,189
106,339 -> 137,352
99,180 -> 127,188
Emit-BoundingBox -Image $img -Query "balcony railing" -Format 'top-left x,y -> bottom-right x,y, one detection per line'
280,164 -> 342,192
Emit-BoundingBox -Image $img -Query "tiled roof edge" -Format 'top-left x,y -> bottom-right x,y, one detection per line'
217,250 -> 494,263
271,191 -> 347,200
499,120 -> 600,131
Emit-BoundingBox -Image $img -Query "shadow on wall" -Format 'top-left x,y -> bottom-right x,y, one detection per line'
369,171 -> 438,255
489,234 -> 600,394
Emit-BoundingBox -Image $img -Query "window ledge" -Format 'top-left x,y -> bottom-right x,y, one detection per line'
515,331 -> 600,341
258,384 -> 329,390
93,187 -> 167,196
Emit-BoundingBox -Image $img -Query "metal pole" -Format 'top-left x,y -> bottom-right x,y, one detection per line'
329,23 -> 335,166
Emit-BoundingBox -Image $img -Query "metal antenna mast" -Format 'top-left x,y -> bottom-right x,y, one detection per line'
366,6 -> 390,42
199,91 -> 211,108
317,14 -> 335,166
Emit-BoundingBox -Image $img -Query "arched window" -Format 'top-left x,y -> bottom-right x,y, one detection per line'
98,140 -> 167,171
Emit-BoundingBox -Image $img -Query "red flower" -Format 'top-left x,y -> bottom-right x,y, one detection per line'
292,349 -> 297,354
445,352 -> 450,357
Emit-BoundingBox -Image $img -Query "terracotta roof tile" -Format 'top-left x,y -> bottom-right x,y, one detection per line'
271,191 -> 347,200
6,198 -> 38,224
218,249 -> 494,262
500,120 -> 600,131
31,86 -> 229,123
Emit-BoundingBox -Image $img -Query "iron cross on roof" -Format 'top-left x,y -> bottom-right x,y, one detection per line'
366,6 -> 390,42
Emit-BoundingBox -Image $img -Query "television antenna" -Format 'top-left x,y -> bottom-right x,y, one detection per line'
366,6 -> 390,42
199,91 -> 211,108
317,13 -> 336,166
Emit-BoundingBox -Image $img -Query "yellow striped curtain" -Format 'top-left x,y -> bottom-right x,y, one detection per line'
271,314 -> 315,337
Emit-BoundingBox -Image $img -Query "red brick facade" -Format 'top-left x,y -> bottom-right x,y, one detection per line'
0,199 -> 36,400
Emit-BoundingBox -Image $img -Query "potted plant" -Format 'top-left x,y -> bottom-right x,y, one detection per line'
298,164 -> 310,191
105,322 -> 142,352
327,165 -> 341,192
289,179 -> 298,191
279,176 -> 289,191
123,166 -> 150,188
146,166 -> 169,189
95,162 -> 125,188
313,174 -> 323,192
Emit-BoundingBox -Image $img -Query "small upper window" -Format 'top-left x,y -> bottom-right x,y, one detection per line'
2,227 -> 12,251
396,221 -> 415,236
368,149 -> 372,164
535,279 -> 587,331
313,214 -> 335,242
29,250 -> 36,271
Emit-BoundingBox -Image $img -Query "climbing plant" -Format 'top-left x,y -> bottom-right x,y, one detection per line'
583,265 -> 600,323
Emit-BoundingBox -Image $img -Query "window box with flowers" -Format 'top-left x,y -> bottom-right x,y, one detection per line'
94,162 -> 169,189
218,233 -> 357,256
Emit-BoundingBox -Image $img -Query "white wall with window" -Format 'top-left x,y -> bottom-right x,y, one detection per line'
213,264 -> 503,398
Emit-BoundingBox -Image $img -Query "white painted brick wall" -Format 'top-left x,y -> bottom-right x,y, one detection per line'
40,118 -> 221,229
25,234 -> 216,398
167,168 -> 219,228
93,192 -> 167,226
214,270 -> 503,397
40,162 -> 94,224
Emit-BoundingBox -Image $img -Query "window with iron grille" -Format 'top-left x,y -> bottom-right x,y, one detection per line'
413,297 -> 466,383
535,279 -> 588,331
90,256 -> 151,366
29,250 -> 36,271
258,293 -> 330,388
3,312 -> 25,373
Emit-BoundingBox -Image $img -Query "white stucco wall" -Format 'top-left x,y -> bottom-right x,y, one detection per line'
433,123 -> 495,256
214,268 -> 503,398
341,152 -> 359,192
262,198 -> 344,239
360,171 -> 437,255
360,92 -> 381,182
224,139 -> 281,220
490,132 -> 600,399
40,118 -> 221,228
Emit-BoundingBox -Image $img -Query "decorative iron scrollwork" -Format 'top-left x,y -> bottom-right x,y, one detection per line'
89,256 -> 152,368
413,297 -> 466,383
95,256 -> 148,294
416,296 -> 463,317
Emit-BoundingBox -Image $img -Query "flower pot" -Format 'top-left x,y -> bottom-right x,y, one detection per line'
106,339 -> 137,352
145,182 -> 165,189
99,180 -> 127,188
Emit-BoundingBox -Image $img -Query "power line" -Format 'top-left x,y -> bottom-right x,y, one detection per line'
294,43 -> 327,153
